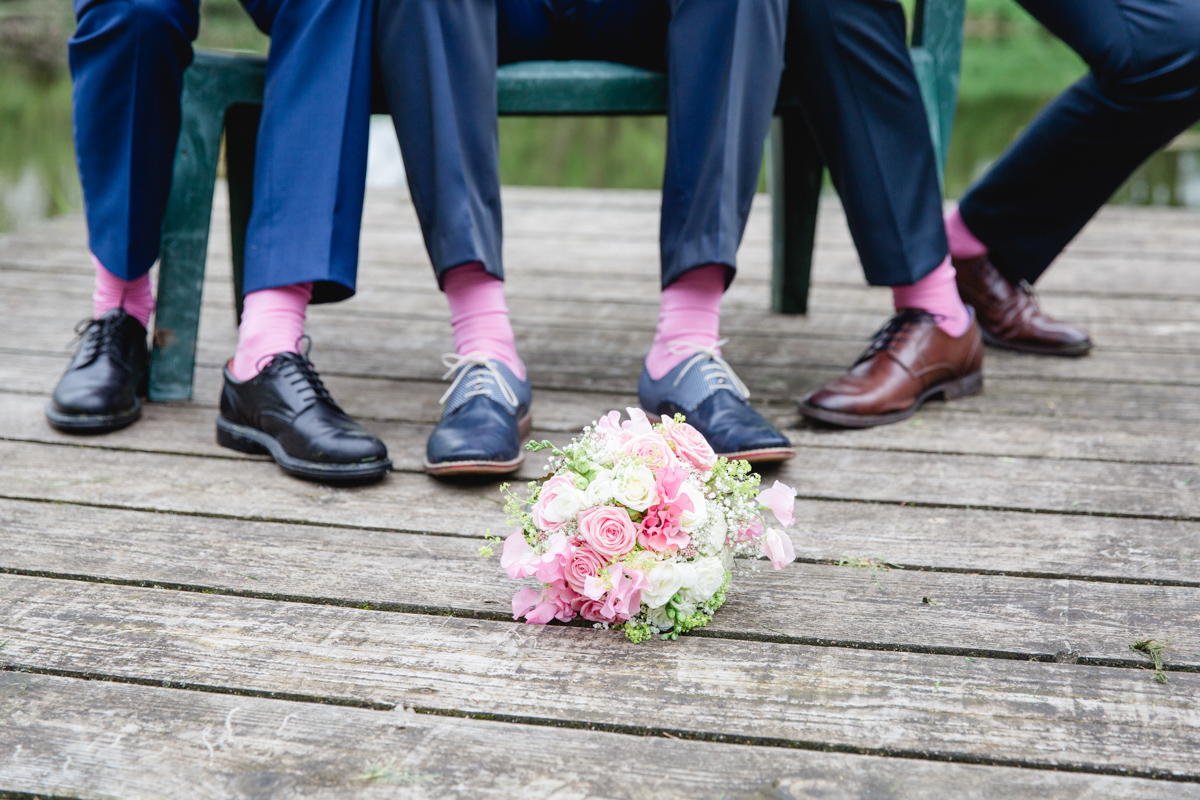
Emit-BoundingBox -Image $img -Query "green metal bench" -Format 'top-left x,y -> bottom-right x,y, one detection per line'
148,0 -> 964,401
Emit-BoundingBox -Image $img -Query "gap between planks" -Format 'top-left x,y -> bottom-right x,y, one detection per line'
2,575 -> 1198,782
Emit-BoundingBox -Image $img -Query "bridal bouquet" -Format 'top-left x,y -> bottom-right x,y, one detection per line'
498,408 -> 797,642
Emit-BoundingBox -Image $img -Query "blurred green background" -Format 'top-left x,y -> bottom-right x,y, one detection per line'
2,0 -> 1197,233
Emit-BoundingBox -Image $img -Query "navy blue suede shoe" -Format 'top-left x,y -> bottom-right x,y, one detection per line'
425,354 -> 533,477
638,341 -> 794,464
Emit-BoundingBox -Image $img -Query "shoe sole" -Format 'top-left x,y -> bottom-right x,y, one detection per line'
717,446 -> 796,464
981,329 -> 1092,357
423,413 -> 533,477
45,399 -> 142,435
216,415 -> 392,484
798,370 -> 984,429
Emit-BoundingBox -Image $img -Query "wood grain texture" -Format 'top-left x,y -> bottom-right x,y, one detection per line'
3,500 -> 1198,666
2,440 -> 1197,583
2,576 -> 1198,780
5,673 -> 1192,800
3,380 -> 1198,469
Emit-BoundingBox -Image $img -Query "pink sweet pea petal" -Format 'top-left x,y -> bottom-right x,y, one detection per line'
583,573 -> 608,601
512,587 -> 542,620
623,407 -> 653,436
763,528 -> 796,570
758,480 -> 798,528
596,410 -> 624,438
531,533 -> 572,585
501,532 -> 537,579
524,600 -> 559,625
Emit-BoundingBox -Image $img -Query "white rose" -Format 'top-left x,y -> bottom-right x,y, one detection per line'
678,483 -> 708,532
612,464 -> 659,512
541,485 -> 587,526
682,556 -> 726,604
643,561 -> 697,608
646,605 -> 674,631
673,598 -> 698,620
719,547 -> 734,571
584,469 -> 616,506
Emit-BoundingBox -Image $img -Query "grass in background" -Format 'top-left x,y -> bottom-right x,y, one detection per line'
0,0 -> 1193,232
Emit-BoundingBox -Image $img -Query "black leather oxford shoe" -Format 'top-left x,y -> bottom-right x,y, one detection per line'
216,350 -> 391,483
46,308 -> 148,434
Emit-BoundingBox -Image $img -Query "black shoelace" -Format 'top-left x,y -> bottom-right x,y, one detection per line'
71,311 -> 126,368
854,309 -> 939,366
263,339 -> 342,412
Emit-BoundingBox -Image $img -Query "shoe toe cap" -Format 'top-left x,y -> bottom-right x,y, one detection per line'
688,392 -> 791,455
427,398 -> 520,464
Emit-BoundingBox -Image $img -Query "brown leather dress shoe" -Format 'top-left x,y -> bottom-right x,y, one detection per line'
799,310 -> 984,428
953,255 -> 1092,357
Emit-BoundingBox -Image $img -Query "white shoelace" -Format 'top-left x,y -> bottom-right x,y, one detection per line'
439,352 -> 519,407
665,339 -> 750,399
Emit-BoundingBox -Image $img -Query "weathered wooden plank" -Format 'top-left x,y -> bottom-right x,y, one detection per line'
2,441 -> 1197,582
9,404 -> 1196,519
9,265 -> 1200,360
3,374 -> 1198,468
2,576 -> 1197,779
3,499 -> 1198,665
6,673 -> 1190,800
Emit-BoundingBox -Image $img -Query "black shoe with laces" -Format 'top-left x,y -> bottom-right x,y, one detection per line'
46,308 -> 148,434
216,349 -> 391,483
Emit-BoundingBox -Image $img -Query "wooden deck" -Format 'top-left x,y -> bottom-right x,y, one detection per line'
1,186 -> 1198,798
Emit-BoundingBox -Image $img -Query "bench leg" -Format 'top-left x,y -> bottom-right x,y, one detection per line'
148,91 -> 226,401
911,0 -> 966,187
224,103 -> 261,326
768,113 -> 823,315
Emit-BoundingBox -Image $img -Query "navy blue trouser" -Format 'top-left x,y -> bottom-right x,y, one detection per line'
784,0 -> 949,286
958,0 -> 1200,284
375,0 -> 787,288
69,0 -> 375,303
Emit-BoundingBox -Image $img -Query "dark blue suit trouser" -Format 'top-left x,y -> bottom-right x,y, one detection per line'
69,0 -> 375,303
958,0 -> 1200,284
375,0 -> 788,289
784,0 -> 950,286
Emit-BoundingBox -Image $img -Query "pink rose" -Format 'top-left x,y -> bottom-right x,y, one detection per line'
531,474 -> 587,532
762,528 -> 796,570
578,505 -> 638,559
758,480 -> 797,527
563,545 -> 607,594
661,417 -> 717,470
621,433 -> 676,472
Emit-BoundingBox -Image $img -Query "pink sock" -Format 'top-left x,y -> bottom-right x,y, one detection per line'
645,264 -> 726,380
945,205 -> 988,259
442,262 -> 525,379
93,255 -> 155,328
229,282 -> 313,381
892,258 -> 972,338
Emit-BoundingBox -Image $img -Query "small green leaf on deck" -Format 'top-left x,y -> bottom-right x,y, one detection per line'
998,457 -> 1017,463
1130,639 -> 1169,684
234,572 -> 259,581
